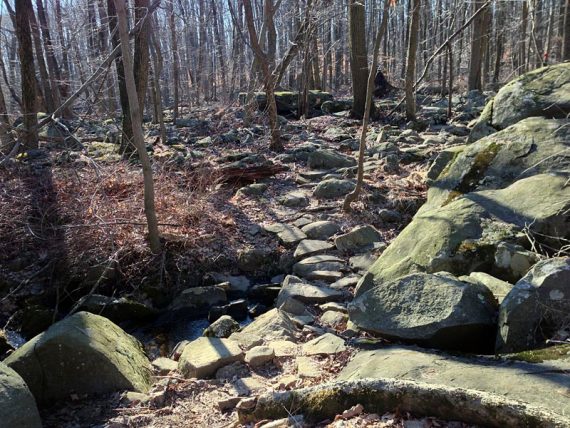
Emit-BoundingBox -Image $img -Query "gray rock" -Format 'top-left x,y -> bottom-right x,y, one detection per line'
302,333 -> 346,355
330,275 -> 361,289
203,315 -> 240,338
320,310 -> 348,327
377,209 -> 402,223
237,183 -> 268,197
152,357 -> 178,375
231,309 -> 298,344
276,275 -> 345,306
292,255 -> 345,278
335,225 -> 382,252
178,337 -> 244,378
465,272 -> 513,304
307,149 -> 356,170
263,223 -> 307,246
301,221 -> 341,240
294,239 -> 334,260
279,191 -> 310,208
313,179 -> 355,199
0,363 -> 41,428
245,346 -> 275,367
323,127 -> 352,142
338,345 -> 570,420
5,312 -> 152,404
278,296 -> 309,316
349,273 -> 497,350
496,257 -> 570,353
77,294 -> 157,323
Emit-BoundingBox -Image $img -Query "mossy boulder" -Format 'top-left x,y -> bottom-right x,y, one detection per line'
470,63 -> 570,140
426,117 -> 570,212
86,142 -> 121,162
356,174 -> 570,297
238,91 -> 333,114
4,312 -> 152,405
0,363 -> 42,428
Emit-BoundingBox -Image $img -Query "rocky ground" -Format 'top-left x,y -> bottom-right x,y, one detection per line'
1,64 -> 570,428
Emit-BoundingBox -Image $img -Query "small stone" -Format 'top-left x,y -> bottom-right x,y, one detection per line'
236,397 -> 257,411
227,332 -> 263,350
215,362 -> 249,380
203,315 -> 240,338
218,396 -> 241,411
320,310 -> 348,327
377,209 -> 402,223
152,357 -> 178,375
313,178 -> 355,199
276,275 -> 345,305
301,221 -> 341,240
292,255 -> 345,278
319,302 -> 347,313
294,239 -> 334,260
264,223 -> 307,246
279,191 -> 310,208
335,225 -> 383,252
302,333 -> 346,355
278,297 -> 309,316
245,346 -> 275,367
233,377 -> 266,396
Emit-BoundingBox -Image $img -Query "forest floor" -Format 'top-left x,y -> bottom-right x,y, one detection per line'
0,92 -> 485,427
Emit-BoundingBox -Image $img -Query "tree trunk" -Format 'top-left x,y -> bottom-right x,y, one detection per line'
468,0 -> 486,90
348,0 -> 370,119
107,0 -> 132,151
563,0 -> 570,59
343,0 -> 389,212
242,0 -> 283,152
113,0 -> 161,254
405,0 -> 421,120
15,0 -> 38,150
167,0 -> 180,121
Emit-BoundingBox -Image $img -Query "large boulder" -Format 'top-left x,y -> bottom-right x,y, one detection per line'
4,312 -> 152,405
356,174 -> 570,296
349,273 -> 497,350
239,91 -> 333,114
496,257 -> 570,353
0,363 -> 42,427
469,63 -> 570,140
426,117 -> 570,212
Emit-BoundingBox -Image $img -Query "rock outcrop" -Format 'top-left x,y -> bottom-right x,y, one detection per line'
470,63 -> 570,141
0,363 -> 42,427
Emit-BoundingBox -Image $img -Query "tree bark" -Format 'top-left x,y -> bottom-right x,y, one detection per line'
15,0 -> 38,150
563,0 -> 570,59
405,0 -> 421,120
113,0 -> 161,254
348,0 -> 370,119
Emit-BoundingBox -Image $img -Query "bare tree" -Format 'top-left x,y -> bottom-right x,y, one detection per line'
348,0 -> 370,119
405,0 -> 421,120
114,0 -> 161,254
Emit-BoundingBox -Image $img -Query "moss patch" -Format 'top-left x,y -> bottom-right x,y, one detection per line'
508,344 -> 570,363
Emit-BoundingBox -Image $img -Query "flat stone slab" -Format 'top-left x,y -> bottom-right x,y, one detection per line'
263,223 -> 307,246
232,309 -> 298,344
303,333 -> 346,355
277,275 -> 345,306
349,253 -> 377,272
268,340 -> 299,357
339,345 -> 570,417
293,255 -> 345,278
294,240 -> 334,260
178,337 -> 244,379
305,270 -> 344,282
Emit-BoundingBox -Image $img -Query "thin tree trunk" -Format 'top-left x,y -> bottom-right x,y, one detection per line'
114,0 -> 161,254
168,0 -> 180,121
405,0 -> 421,120
343,0 -> 389,212
349,0 -> 370,119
